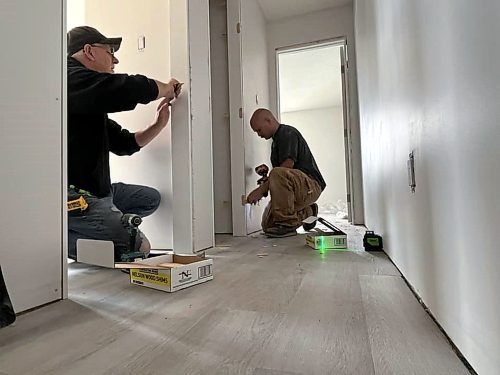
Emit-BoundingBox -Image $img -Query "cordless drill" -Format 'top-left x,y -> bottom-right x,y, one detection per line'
119,213 -> 145,262
255,164 -> 269,198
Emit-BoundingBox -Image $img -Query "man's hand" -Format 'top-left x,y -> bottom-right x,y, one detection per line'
134,98 -> 171,147
246,187 -> 265,204
156,78 -> 181,101
154,98 -> 171,129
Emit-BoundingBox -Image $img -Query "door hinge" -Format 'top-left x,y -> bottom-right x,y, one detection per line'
341,64 -> 346,74
344,129 -> 348,138
346,193 -> 351,203
237,22 -> 241,33
239,107 -> 243,119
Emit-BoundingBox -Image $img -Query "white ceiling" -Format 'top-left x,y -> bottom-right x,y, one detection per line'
278,45 -> 343,113
258,0 -> 352,21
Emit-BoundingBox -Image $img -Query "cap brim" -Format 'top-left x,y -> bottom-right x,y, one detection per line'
100,37 -> 122,52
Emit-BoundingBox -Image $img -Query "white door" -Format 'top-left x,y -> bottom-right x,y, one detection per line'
227,0 -> 270,235
0,0 -> 65,312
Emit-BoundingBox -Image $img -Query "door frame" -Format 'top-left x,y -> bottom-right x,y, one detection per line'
226,0 -> 247,236
274,37 -> 357,223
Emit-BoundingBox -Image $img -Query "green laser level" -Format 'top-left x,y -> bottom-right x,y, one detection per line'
363,231 -> 384,252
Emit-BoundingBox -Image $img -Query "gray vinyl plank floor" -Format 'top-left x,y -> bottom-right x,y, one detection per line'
360,275 -> 471,375
0,220 -> 471,375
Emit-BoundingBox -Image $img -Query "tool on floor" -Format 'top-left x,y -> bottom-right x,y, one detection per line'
363,231 -> 384,252
303,216 -> 347,250
255,164 -> 269,197
119,214 -> 146,262
0,266 -> 16,328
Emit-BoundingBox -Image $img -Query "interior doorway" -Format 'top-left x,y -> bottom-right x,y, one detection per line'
276,40 -> 353,222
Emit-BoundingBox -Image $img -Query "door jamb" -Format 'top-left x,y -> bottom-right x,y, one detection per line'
274,37 -> 356,222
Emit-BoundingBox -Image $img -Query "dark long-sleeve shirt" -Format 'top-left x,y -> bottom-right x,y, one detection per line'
67,57 -> 159,197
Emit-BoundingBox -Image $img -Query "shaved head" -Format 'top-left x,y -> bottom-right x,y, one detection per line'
250,108 -> 279,139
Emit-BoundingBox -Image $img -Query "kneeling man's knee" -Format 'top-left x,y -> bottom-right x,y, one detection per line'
269,167 -> 288,180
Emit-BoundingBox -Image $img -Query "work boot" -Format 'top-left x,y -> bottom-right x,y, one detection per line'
264,225 -> 297,238
302,203 -> 318,231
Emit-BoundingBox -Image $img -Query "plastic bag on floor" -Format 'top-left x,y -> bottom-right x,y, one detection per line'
0,266 -> 16,328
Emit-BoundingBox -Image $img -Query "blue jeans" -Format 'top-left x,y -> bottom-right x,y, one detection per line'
68,183 -> 161,260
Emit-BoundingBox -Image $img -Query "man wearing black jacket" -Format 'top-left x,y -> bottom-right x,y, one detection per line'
67,26 -> 180,260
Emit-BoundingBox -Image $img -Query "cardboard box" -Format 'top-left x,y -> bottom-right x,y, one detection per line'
305,230 -> 347,250
125,253 -> 213,292
76,239 -> 213,292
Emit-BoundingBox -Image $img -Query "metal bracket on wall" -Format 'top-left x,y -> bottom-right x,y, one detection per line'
408,151 -> 416,193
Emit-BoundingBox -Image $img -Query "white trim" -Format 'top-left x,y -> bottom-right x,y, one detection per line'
227,0 -> 247,236
62,0 -> 68,300
170,0 -> 215,252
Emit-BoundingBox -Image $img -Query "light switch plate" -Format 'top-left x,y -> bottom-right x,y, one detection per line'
138,35 -> 146,51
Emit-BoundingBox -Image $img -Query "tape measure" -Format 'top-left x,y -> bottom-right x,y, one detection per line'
67,196 -> 88,212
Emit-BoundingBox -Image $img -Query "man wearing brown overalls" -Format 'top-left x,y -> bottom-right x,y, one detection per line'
246,108 -> 326,237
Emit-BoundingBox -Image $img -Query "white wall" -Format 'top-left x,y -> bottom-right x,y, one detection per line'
67,0 -> 85,30
267,5 -> 364,224
281,107 -> 347,212
0,0 -> 64,312
355,1 -> 500,374
85,0 -> 173,249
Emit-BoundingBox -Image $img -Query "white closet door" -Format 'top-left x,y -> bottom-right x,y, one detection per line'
227,0 -> 270,235
0,0 -> 64,312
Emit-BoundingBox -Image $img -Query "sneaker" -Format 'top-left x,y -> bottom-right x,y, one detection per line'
302,203 -> 318,231
264,225 -> 297,238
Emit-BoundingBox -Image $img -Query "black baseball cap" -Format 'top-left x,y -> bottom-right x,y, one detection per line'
67,26 -> 122,56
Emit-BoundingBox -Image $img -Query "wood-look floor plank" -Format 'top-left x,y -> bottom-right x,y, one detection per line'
360,275 -> 470,375
249,265 -> 375,375
102,308 -> 283,375
252,368 -> 301,375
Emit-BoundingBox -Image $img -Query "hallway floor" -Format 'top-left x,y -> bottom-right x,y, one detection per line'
0,222 -> 471,375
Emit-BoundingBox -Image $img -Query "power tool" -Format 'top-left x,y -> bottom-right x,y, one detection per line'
255,164 -> 269,197
119,213 -> 146,262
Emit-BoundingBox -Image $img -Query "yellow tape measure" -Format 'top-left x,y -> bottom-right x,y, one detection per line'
67,196 -> 88,212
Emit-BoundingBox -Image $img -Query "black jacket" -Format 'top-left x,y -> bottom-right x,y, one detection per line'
67,58 -> 159,197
